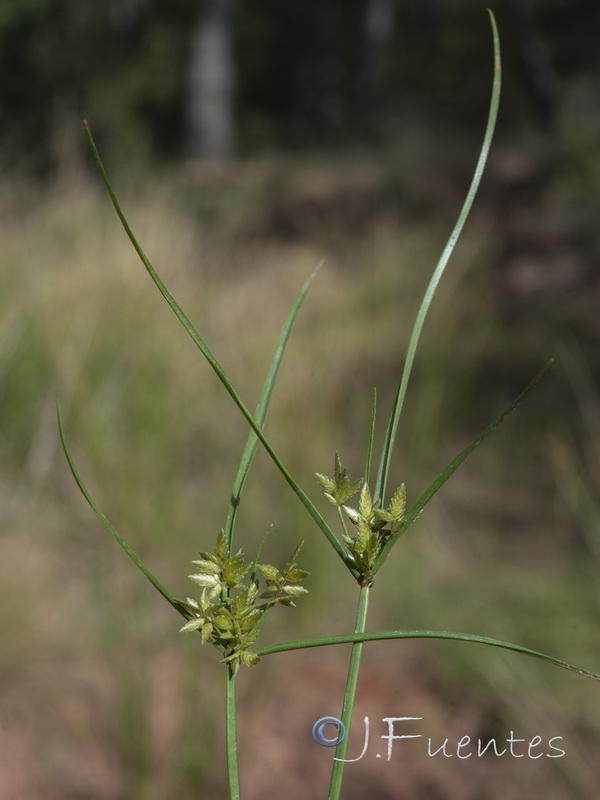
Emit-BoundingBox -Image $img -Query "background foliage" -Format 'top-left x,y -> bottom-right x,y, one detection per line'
1,1 -> 599,798
1,0 -> 599,162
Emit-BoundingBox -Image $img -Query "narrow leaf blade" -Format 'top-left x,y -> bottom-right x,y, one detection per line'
84,125 -> 354,576
374,10 -> 502,507
224,265 -> 321,549
373,359 -> 553,572
365,388 -> 377,485
57,402 -> 189,619
256,628 -> 600,682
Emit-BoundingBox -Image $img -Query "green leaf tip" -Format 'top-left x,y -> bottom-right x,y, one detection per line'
224,262 -> 323,553
374,8 -> 502,508
373,359 -> 554,572
56,400 -> 189,619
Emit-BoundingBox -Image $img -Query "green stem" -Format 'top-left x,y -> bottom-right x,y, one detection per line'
337,507 -> 351,544
226,668 -> 241,800
328,584 -> 370,800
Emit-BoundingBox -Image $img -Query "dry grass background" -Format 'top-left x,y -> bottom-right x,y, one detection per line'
1,137 -> 599,799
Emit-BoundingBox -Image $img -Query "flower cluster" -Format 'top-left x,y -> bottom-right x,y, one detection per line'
316,454 -> 406,582
179,532 -> 308,675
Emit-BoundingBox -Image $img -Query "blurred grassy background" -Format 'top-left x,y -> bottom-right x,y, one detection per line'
1,2 -> 600,799
2,138 -> 599,799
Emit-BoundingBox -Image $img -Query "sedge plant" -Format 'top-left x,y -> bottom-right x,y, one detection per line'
58,11 -> 599,800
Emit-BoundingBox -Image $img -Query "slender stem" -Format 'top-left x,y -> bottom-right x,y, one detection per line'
328,584 -> 370,800
226,668 -> 241,800
337,507 -> 351,544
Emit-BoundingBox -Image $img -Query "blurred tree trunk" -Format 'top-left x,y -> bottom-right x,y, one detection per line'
358,0 -> 396,130
185,0 -> 236,160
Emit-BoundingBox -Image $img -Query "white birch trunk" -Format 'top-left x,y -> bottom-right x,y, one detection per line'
185,0 -> 236,160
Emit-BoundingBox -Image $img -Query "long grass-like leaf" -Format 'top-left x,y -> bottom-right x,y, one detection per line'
224,265 -> 321,550
374,359 -> 553,572
84,125 -> 355,577
365,388 -> 377,486
374,10 -> 502,507
256,628 -> 600,682
57,402 -> 190,619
